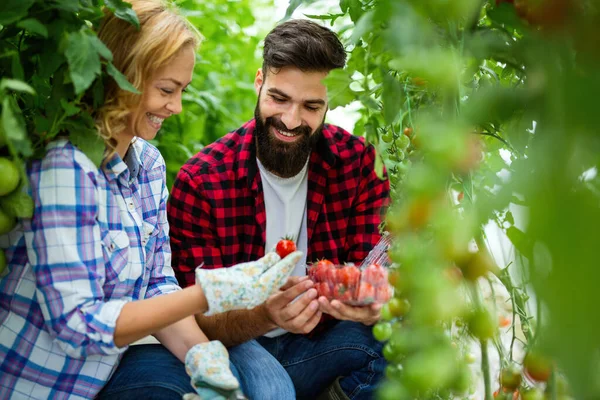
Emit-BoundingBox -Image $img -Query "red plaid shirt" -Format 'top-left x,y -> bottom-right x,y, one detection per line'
167,119 -> 390,288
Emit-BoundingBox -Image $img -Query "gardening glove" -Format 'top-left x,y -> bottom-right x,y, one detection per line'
184,341 -> 247,400
196,251 -> 302,316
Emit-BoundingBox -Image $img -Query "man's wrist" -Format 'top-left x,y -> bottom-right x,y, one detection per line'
257,303 -> 278,331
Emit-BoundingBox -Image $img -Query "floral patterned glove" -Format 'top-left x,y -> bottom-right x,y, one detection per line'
184,341 -> 247,400
196,251 -> 302,316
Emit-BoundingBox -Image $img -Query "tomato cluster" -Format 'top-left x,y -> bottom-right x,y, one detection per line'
308,260 -> 392,305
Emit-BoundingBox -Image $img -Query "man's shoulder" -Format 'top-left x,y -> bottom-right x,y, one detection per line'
322,123 -> 372,162
181,120 -> 255,177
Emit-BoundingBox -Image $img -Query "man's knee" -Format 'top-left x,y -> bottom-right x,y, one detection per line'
228,340 -> 295,400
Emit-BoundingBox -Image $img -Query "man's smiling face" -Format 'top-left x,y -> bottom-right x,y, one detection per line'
254,66 -> 328,178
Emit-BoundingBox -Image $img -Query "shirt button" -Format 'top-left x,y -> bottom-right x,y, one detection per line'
128,202 -> 134,210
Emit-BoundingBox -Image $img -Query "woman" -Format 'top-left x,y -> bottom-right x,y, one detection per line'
0,1 -> 301,399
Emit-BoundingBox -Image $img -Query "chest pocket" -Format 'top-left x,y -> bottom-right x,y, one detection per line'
141,218 -> 160,266
101,229 -> 132,283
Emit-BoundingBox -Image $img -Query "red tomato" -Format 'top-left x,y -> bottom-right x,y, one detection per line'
499,315 -> 512,328
316,282 -> 332,299
375,284 -> 392,303
523,352 -> 552,382
275,239 -> 296,258
337,265 -> 361,289
309,259 -> 334,282
362,264 -> 388,287
333,284 -> 353,302
356,282 -> 376,303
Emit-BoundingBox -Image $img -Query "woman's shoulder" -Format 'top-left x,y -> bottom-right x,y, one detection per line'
41,139 -> 102,175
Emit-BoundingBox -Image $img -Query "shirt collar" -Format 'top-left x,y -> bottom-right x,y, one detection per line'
103,138 -> 142,183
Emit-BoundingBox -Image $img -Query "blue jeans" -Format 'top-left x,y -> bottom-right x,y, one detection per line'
228,320 -> 385,400
97,344 -> 243,399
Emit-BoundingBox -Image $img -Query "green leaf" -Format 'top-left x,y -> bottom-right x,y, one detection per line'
323,69 -> 355,110
359,94 -> 379,111
2,97 -> 26,141
64,29 -> 103,94
107,62 -> 140,94
375,150 -> 385,180
506,226 -> 532,259
49,0 -> 80,12
1,97 -> 32,157
0,79 -> 35,95
16,18 -> 49,38
350,10 -> 374,44
103,0 -> 140,29
283,0 -> 318,20
60,99 -> 81,117
11,54 -> 25,81
67,118 -> 105,167
347,0 -> 363,23
382,73 -> 404,125
487,3 -> 525,31
90,35 -> 113,61
0,0 -> 36,25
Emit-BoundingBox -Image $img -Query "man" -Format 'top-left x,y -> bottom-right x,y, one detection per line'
167,19 -> 390,400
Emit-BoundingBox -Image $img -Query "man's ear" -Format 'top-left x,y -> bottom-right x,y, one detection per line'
254,68 -> 264,95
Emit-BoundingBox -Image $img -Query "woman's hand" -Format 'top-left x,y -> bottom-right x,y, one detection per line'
195,251 -> 302,316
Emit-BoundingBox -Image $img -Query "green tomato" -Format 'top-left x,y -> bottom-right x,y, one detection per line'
380,303 -> 393,321
373,322 -> 393,342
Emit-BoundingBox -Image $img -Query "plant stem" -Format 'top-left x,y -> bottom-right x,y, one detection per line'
481,339 -> 493,400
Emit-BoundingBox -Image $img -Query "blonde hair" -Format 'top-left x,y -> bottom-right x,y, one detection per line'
95,0 -> 202,160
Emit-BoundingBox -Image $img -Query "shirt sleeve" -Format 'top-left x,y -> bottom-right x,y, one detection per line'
167,167 -> 224,288
25,148 -> 128,358
145,167 -> 182,298
345,144 -> 391,263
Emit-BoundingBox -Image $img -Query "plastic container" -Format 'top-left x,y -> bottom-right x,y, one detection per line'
308,233 -> 394,305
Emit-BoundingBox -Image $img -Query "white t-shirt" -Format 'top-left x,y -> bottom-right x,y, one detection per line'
257,157 -> 309,337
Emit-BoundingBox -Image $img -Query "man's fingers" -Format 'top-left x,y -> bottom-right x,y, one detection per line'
268,279 -> 313,309
280,275 -> 309,291
286,303 -> 321,333
279,288 -> 318,321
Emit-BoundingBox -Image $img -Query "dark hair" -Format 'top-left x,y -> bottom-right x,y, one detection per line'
262,19 -> 346,75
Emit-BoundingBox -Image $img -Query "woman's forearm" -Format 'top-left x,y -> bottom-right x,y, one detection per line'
154,316 -> 210,362
113,284 -> 207,348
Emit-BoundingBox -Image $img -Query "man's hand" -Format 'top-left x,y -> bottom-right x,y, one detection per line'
317,297 -> 381,326
264,276 -> 322,334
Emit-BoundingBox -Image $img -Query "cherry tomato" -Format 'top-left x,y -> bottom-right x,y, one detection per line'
523,351 -> 552,382
337,265 -> 361,289
315,282 -> 332,299
333,284 -> 353,302
375,284 -> 392,304
362,263 -> 388,286
468,309 -> 496,340
275,238 -> 296,258
500,364 -> 522,391
356,282 -> 375,303
499,315 -> 512,328
403,127 -> 413,137
372,322 -> 393,342
388,297 -> 411,317
309,259 -> 333,282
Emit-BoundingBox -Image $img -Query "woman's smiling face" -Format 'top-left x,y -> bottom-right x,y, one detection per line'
128,44 -> 195,141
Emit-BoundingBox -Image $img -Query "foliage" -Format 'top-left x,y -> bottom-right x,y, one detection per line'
154,0 -> 269,188
295,0 -> 600,398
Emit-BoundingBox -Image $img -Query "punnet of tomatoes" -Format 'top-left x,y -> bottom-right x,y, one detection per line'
308,260 -> 392,305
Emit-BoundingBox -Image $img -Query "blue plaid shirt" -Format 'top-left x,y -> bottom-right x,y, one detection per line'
0,138 -> 180,399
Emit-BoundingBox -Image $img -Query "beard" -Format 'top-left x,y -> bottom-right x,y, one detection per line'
254,99 -> 324,178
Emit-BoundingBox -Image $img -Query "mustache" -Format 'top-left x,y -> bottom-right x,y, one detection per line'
267,117 -> 311,137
